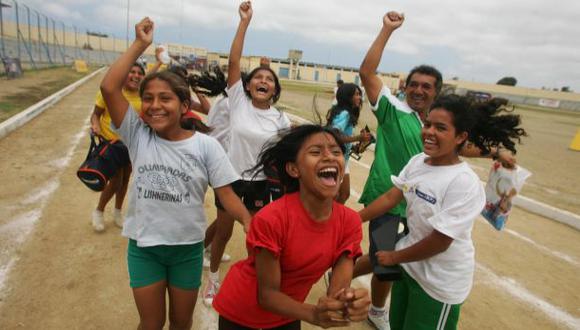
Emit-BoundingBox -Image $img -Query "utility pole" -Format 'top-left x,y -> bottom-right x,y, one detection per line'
125,0 -> 130,50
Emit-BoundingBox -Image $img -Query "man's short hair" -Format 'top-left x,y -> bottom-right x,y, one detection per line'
406,65 -> 442,94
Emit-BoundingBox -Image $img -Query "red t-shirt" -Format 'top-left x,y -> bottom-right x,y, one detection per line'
213,192 -> 363,328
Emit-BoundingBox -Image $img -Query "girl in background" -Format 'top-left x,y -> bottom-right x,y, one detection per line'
326,82 -> 370,204
214,124 -> 370,329
89,62 -> 145,231
359,95 -> 526,330
99,17 -> 251,329
202,1 -> 292,306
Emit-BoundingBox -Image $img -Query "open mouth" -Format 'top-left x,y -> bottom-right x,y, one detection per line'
424,137 -> 435,144
256,86 -> 269,94
317,167 -> 338,186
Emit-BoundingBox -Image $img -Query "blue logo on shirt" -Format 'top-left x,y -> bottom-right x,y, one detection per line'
416,189 -> 436,204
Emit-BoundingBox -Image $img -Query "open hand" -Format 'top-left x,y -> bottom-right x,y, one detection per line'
155,46 -> 163,62
135,17 -> 154,46
383,11 -> 404,30
239,1 -> 253,21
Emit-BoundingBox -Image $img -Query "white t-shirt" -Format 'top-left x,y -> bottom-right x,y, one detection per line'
226,79 -> 291,180
116,108 -> 240,247
392,153 -> 485,304
207,96 -> 230,151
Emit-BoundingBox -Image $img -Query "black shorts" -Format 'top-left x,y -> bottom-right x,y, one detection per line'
215,180 -> 271,211
368,214 -> 408,252
218,316 -> 300,330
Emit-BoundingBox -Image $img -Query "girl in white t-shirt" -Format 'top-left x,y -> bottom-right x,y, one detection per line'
99,18 -> 252,330
359,95 -> 526,330
202,1 -> 292,307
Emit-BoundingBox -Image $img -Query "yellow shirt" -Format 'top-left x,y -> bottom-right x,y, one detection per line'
95,89 -> 141,140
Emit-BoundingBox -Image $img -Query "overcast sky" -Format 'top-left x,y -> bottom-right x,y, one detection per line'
11,0 -> 580,91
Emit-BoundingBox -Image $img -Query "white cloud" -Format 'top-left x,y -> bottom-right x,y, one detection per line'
8,0 -> 580,90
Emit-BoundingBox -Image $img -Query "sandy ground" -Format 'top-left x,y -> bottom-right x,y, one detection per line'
0,73 -> 579,329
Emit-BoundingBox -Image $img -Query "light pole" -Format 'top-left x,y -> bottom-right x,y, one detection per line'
125,0 -> 130,49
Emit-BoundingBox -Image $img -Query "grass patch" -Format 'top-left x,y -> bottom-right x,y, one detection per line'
514,103 -> 580,118
0,66 -> 96,123
280,80 -> 334,95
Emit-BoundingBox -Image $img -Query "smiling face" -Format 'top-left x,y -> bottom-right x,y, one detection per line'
405,73 -> 438,113
286,132 -> 345,200
422,108 -> 468,165
246,68 -> 277,109
124,65 -> 145,92
140,78 -> 189,138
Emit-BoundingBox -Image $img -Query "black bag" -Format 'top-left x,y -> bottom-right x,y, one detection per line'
77,134 -> 127,192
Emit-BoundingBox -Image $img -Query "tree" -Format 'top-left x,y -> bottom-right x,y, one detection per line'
496,77 -> 517,86
561,86 -> 572,92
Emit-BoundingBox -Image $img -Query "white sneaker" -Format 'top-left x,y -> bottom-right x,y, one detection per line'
113,209 -> 124,228
203,279 -> 220,307
92,210 -> 105,232
367,311 -> 390,330
203,250 -> 232,268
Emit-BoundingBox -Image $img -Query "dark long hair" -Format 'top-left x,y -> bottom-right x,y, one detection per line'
139,70 -> 211,134
188,66 -> 228,97
431,95 -> 527,154
326,83 -> 362,128
247,125 -> 346,194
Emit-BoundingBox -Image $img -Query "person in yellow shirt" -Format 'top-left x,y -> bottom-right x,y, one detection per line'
89,62 -> 145,231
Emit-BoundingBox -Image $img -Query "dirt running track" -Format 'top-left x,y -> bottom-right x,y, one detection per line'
0,73 -> 579,329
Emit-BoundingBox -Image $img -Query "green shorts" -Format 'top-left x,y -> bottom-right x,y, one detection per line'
127,239 -> 203,290
389,268 -> 462,330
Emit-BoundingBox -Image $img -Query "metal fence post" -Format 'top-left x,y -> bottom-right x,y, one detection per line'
13,0 -> 20,59
0,0 -> 8,58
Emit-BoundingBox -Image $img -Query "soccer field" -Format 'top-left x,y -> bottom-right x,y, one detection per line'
0,73 -> 578,329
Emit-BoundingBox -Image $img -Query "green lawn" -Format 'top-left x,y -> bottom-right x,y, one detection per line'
0,66 -> 96,123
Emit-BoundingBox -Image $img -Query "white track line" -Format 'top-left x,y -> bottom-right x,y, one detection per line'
503,227 -> 580,267
477,264 -> 580,329
0,116 -> 91,298
350,186 -> 579,328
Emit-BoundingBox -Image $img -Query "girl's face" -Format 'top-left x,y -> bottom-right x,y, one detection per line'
246,69 -> 276,108
287,132 -> 345,200
351,88 -> 362,108
141,78 -> 188,136
124,65 -> 145,92
422,108 -> 467,164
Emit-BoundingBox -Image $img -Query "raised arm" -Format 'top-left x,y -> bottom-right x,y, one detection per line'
359,11 -> 404,105
227,1 -> 252,87
100,17 -> 153,128
148,46 -> 164,74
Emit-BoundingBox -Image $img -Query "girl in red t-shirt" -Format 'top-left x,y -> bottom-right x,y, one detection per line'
213,124 -> 371,329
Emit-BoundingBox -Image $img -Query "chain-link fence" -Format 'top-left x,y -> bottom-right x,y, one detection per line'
0,0 -> 154,73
